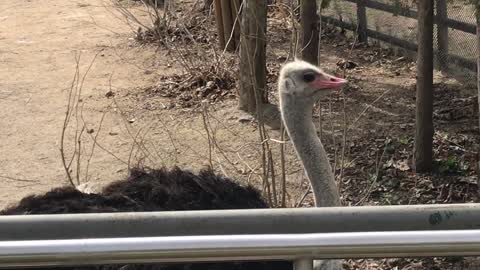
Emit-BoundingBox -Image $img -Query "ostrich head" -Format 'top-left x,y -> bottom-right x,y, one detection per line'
278,59 -> 347,208
278,60 -> 347,102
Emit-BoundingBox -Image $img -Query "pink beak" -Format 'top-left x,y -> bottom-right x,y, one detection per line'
311,73 -> 348,89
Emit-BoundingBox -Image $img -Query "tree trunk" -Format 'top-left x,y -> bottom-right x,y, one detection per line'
220,0 -> 235,52
476,1 -> 480,182
238,0 -> 267,113
300,0 -> 319,65
203,0 -> 213,10
357,0 -> 368,43
230,0 -> 242,50
214,0 -> 225,49
414,0 -> 434,173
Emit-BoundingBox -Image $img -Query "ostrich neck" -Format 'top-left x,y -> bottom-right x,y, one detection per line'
280,95 -> 341,207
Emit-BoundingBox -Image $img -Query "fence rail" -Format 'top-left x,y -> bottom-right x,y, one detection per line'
321,16 -> 477,71
325,0 -> 477,71
343,0 -> 476,34
1,204 -> 480,268
2,204 -> 480,240
2,230 -> 480,268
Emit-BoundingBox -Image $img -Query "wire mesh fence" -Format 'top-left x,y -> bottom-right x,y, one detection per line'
323,0 -> 477,84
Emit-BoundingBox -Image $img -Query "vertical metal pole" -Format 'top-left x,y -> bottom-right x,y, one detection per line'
436,0 -> 449,72
357,0 -> 368,43
294,258 -> 313,270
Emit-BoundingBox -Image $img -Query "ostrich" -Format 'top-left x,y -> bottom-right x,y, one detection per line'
1,168 -> 293,270
1,60 -> 346,270
278,60 -> 346,207
278,60 -> 347,270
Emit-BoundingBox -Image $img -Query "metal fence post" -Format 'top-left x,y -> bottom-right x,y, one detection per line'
294,258 -> 313,270
357,0 -> 368,43
436,0 -> 449,72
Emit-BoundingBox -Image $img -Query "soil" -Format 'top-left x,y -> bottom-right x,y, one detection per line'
1,1 -> 480,269
0,0 -> 166,207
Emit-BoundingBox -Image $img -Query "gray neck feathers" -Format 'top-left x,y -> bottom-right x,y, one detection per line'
280,92 -> 341,207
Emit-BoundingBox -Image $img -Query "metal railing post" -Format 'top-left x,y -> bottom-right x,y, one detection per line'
294,258 -> 313,270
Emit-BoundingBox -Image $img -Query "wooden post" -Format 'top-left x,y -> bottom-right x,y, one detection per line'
220,0 -> 235,52
357,0 -> 368,43
214,0 -> 225,49
300,0 -> 319,65
414,0 -> 434,173
436,0 -> 448,72
238,0 -> 267,113
476,0 -> 480,134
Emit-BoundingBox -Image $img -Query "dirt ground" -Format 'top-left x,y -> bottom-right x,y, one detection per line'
0,0 -> 297,209
0,0 -> 166,207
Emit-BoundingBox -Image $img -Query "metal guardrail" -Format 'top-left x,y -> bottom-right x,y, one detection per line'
2,204 -> 480,240
1,204 -> 480,268
2,230 -> 480,268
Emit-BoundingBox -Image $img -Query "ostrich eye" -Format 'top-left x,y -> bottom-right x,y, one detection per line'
302,72 -> 316,83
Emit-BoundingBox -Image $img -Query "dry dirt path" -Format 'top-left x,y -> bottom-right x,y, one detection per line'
0,0 -> 164,208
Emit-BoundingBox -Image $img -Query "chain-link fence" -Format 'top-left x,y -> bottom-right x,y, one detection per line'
322,0 -> 477,85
